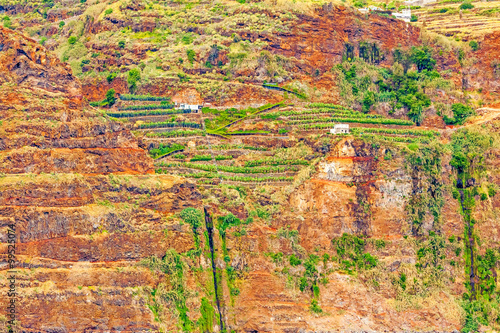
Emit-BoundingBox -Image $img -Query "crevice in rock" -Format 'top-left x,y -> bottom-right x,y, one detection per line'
204,206 -> 224,331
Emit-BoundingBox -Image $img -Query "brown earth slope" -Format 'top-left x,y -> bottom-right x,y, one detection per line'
0,26 -> 203,332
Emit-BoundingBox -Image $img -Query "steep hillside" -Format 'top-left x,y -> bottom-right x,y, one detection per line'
0,26 -> 203,332
1,1 -> 500,332
1,0 -> 499,108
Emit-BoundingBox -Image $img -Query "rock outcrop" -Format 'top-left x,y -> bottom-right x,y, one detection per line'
0,27 -> 202,332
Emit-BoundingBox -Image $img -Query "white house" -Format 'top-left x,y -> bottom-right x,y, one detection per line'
175,102 -> 202,112
393,8 -> 412,22
330,124 -> 350,135
359,5 -> 383,13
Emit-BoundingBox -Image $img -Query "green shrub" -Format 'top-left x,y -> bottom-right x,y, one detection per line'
104,8 -> 113,15
40,37 -> 47,45
289,254 -> 302,266
443,103 -> 475,125
3,16 -> 12,29
186,49 -> 196,63
107,72 -> 117,83
410,14 -> 418,22
105,89 -> 116,107
180,207 -> 203,245
68,36 -> 77,44
59,21 -> 65,28
118,40 -> 125,49
411,46 -> 436,72
128,68 -> 141,90
469,40 -> 479,51
459,1 -> 474,9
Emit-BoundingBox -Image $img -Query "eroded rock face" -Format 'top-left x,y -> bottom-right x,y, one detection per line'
0,27 -> 202,332
0,26 -> 153,174
0,26 -> 80,96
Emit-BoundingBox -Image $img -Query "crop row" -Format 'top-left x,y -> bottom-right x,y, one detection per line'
149,143 -> 185,159
120,94 -> 170,101
260,108 -> 381,120
118,104 -> 175,111
288,113 -> 383,121
107,109 -> 193,118
293,117 -> 414,126
196,144 -> 268,151
356,134 -> 431,144
308,103 -> 346,109
156,170 -> 295,183
244,159 -> 309,167
350,127 -> 440,137
145,129 -> 205,138
190,155 -> 233,161
157,162 -> 299,174
138,121 -> 201,129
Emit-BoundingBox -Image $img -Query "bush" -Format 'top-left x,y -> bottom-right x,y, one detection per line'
186,49 -> 196,63
410,14 -> 418,22
104,8 -> 113,15
128,68 -> 141,91
59,21 -> 65,28
107,72 -> 117,83
3,16 -> 11,29
40,37 -> 47,45
411,46 -> 436,72
118,40 -> 125,49
469,40 -> 479,51
105,89 -> 116,107
443,103 -> 475,125
459,1 -> 474,9
68,36 -> 77,44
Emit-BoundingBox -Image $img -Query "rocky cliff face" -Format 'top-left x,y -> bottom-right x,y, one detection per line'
1,7 -> 500,333
0,27 -> 203,332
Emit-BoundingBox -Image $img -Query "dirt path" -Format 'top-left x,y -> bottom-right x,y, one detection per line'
464,108 -> 500,127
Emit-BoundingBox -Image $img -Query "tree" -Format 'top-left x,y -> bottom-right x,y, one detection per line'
59,21 -> 65,28
68,36 -> 77,44
186,49 -> 196,63
443,103 -> 474,125
105,89 -> 116,107
469,40 -> 479,51
3,16 -> 12,29
459,1 -> 474,9
411,46 -> 436,72
127,68 -> 141,91
362,91 -> 376,113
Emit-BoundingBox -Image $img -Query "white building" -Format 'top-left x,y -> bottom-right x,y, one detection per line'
393,8 -> 412,22
175,102 -> 202,112
404,0 -> 436,6
359,5 -> 383,13
330,124 -> 350,135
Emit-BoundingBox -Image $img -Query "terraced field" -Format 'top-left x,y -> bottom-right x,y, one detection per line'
411,0 -> 500,39
154,143 -> 313,186
146,101 -> 442,186
103,96 -> 442,186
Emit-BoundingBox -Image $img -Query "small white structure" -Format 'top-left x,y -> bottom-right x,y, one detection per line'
359,5 -> 383,13
175,102 -> 202,112
330,124 -> 350,135
404,0 -> 436,6
393,8 -> 412,22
